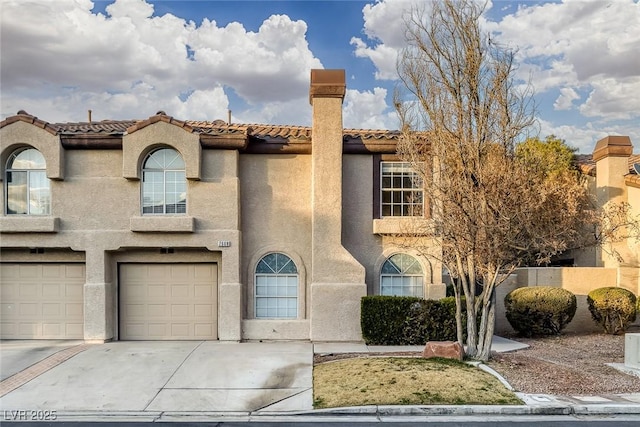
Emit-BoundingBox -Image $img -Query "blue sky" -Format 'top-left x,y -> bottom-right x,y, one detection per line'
1,0 -> 639,153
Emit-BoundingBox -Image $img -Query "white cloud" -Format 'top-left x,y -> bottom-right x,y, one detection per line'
0,0 -> 322,123
579,76 -> 640,121
350,0 -> 421,80
234,97 -> 311,126
554,87 -> 580,111
538,118 -> 640,155
343,87 -> 398,129
492,0 -> 640,122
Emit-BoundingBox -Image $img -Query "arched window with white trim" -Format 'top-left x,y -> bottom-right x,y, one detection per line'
5,148 -> 50,215
255,253 -> 298,318
380,253 -> 424,297
142,148 -> 186,214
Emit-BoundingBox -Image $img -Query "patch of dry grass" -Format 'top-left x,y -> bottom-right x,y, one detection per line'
313,357 -> 521,408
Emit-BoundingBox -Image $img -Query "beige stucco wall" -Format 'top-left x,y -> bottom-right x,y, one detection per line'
239,154 -> 312,340
1,121 -> 243,342
342,155 -> 445,299
494,267 -> 639,334
0,121 -> 63,180
626,185 -> 640,267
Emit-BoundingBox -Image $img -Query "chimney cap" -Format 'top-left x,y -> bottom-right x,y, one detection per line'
309,69 -> 346,104
593,135 -> 633,162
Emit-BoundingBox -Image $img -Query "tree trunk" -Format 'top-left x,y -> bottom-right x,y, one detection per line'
476,288 -> 496,361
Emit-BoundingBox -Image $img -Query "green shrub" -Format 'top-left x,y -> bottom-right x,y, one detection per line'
361,296 -> 464,345
587,287 -> 637,335
504,287 -> 576,337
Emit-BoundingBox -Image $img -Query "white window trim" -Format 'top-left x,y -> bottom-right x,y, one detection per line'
5,148 -> 51,216
254,253 -> 299,319
141,148 -> 187,216
380,161 -> 424,218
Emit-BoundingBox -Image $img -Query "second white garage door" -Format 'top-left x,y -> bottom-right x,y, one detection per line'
119,263 -> 217,340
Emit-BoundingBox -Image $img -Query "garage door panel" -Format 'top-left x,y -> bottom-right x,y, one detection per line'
66,303 -> 83,317
171,284 -> 190,298
194,304 -> 212,317
171,324 -> 189,336
0,263 -> 85,339
18,265 -> 39,278
148,324 -> 168,337
147,285 -> 167,298
171,304 -> 189,316
19,303 -> 39,316
43,323 -> 62,336
119,263 -> 217,340
66,323 -> 83,336
66,283 -> 83,298
148,304 -> 168,317
42,284 -> 61,297
42,265 -> 63,278
65,265 -> 85,278
194,285 -> 212,298
19,284 -> 39,297
19,323 -> 39,336
194,324 -> 213,337
42,303 -> 61,316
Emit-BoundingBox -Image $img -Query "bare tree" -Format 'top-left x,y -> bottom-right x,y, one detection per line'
393,0 -> 637,361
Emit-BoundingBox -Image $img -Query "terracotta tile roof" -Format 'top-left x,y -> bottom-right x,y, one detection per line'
575,153 -> 640,176
3,112 -> 400,142
187,121 -> 401,141
51,120 -> 137,134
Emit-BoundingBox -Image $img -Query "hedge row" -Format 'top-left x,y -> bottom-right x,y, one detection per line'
505,286 -> 638,337
361,296 -> 464,345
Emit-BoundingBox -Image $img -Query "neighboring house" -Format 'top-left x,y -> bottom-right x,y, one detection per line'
573,137 -> 640,270
0,69 -> 444,342
495,137 -> 640,334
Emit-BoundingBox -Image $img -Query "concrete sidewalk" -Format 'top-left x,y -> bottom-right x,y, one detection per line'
1,336 -> 639,423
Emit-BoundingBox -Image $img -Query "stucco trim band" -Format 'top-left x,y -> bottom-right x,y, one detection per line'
130,216 -> 195,232
0,216 -> 59,233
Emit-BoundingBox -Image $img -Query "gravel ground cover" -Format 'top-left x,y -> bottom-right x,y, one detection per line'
314,328 -> 640,396
487,329 -> 640,395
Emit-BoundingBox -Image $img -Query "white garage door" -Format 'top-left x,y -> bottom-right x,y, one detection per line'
119,263 -> 217,340
0,263 -> 85,339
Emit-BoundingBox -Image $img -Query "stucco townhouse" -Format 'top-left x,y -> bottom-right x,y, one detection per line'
2,68 -> 638,343
0,69 -> 444,342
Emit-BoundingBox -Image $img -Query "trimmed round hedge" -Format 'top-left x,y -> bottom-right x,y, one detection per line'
587,287 -> 637,335
504,286 -> 576,337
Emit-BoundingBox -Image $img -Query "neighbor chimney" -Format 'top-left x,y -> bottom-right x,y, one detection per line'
88,109 -> 92,122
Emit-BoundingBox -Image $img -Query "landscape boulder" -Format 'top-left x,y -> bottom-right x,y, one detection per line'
422,341 -> 464,361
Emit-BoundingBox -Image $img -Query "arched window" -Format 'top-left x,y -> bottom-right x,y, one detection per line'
5,148 -> 50,215
142,148 -> 186,214
380,253 -> 424,297
255,253 -> 298,318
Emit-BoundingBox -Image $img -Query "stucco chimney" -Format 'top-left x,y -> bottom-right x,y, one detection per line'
308,69 -> 365,341
592,135 -> 633,267
593,136 -> 632,205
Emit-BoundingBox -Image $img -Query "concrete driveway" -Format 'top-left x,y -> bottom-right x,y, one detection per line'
0,341 -> 312,413
0,340 -> 84,381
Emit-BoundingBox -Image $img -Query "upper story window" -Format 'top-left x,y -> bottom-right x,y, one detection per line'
380,161 -> 423,217
380,253 -> 424,297
142,148 -> 186,215
5,148 -> 50,215
255,253 -> 298,319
